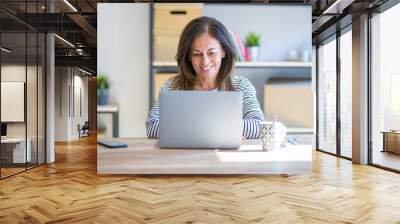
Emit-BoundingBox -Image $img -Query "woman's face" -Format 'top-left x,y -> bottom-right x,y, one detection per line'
190,32 -> 225,81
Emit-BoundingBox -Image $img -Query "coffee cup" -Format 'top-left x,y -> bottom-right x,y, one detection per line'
259,121 -> 287,151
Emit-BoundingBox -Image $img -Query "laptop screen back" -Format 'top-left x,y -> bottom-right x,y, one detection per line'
159,91 -> 242,149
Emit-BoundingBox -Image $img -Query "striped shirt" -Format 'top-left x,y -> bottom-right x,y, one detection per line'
146,76 -> 265,139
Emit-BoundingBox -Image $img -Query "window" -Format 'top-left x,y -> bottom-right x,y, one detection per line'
370,2 -> 400,171
0,1 -> 46,179
318,36 -> 337,154
339,27 -> 352,158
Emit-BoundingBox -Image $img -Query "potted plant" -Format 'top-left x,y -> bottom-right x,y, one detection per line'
245,32 -> 261,61
97,74 -> 110,105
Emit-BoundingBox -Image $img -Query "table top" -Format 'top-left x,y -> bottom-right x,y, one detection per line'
381,131 -> 400,134
97,138 -> 312,175
1,137 -> 29,143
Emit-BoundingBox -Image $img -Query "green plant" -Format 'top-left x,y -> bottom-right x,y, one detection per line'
245,32 -> 261,47
97,74 -> 110,90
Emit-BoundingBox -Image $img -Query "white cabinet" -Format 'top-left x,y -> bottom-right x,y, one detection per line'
1,138 -> 32,163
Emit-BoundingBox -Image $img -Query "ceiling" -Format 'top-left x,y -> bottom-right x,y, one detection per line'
0,0 -> 392,74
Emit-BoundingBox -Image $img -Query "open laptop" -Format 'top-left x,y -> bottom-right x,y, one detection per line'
159,90 -> 242,149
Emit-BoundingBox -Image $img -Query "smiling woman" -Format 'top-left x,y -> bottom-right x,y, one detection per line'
145,16 -> 269,139
190,32 -> 226,90
173,16 -> 236,91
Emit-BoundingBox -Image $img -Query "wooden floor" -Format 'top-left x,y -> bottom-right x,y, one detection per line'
373,150 -> 400,171
1,167 -> 26,178
1,135 -> 400,223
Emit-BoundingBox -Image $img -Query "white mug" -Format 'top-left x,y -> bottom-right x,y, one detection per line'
259,121 -> 287,151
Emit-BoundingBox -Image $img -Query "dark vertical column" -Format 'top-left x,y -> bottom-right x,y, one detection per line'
44,0 -> 47,164
336,27 -> 341,157
315,45 -> 319,150
36,0 -> 39,167
25,0 -> 28,170
0,21 -> 2,179
367,12 -> 373,165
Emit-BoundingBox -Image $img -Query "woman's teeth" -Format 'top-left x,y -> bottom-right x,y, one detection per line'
201,66 -> 212,71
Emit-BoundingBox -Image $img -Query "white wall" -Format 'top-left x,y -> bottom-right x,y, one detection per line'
78,75 -> 89,126
97,3 -> 150,137
55,67 -> 68,141
72,74 -> 89,138
204,4 -> 312,61
55,67 -> 89,141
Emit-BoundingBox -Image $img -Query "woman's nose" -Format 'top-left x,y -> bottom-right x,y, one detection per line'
201,54 -> 210,64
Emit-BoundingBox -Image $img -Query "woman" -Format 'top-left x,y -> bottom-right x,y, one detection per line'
146,16 -> 265,139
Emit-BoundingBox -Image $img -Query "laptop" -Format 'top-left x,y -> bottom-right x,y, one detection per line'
159,90 -> 243,149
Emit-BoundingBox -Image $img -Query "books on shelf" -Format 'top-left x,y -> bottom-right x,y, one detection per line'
229,30 -> 248,62
233,31 -> 248,61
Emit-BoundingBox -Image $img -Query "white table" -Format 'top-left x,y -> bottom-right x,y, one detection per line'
97,138 -> 312,175
1,138 -> 31,163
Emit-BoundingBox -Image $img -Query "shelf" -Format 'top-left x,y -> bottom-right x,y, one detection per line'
286,127 -> 314,134
97,105 -> 119,113
153,61 -> 312,68
236,61 -> 312,68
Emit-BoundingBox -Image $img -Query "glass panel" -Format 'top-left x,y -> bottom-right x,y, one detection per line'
0,1 -> 46,178
26,0 -> 39,169
340,29 -> 352,158
27,31 -> 38,169
318,37 -> 337,154
371,4 -> 400,171
1,31 -> 27,177
38,33 -> 45,165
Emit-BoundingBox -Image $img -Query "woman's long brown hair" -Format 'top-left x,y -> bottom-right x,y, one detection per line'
172,16 -> 237,91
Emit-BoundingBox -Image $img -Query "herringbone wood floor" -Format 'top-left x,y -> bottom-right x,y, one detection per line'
1,135 -> 400,224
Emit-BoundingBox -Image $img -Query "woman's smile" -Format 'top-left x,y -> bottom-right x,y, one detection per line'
200,65 -> 215,73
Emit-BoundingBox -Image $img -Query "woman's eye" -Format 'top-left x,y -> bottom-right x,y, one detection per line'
208,52 -> 216,56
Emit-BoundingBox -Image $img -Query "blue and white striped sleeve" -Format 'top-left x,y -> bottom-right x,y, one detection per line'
239,78 -> 265,139
145,101 -> 161,138
145,79 -> 173,138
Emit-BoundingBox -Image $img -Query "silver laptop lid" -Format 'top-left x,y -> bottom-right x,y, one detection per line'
159,91 -> 243,149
